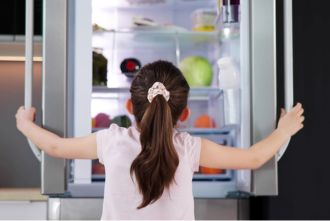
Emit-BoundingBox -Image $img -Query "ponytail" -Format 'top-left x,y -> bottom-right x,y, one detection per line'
129,60 -> 190,209
130,95 -> 179,209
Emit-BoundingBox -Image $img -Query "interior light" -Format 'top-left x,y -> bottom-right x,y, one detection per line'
223,27 -> 231,38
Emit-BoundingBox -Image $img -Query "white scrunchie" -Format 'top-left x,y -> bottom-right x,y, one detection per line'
147,82 -> 170,103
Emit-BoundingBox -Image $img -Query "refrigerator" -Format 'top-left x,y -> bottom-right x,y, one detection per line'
24,0 -> 294,219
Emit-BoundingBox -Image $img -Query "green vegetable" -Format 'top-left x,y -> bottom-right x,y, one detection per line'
93,51 -> 108,86
111,115 -> 132,128
179,56 -> 213,87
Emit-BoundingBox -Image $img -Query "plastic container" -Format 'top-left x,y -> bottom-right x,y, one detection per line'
191,8 -> 218,32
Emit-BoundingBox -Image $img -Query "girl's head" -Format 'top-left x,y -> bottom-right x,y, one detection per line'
129,60 -> 190,209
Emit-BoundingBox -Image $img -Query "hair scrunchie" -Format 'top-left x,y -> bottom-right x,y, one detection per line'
147,82 -> 170,103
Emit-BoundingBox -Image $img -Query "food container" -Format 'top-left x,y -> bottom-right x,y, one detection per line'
191,8 -> 218,32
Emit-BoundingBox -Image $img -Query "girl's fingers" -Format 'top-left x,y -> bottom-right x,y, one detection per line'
297,108 -> 304,116
292,103 -> 302,114
18,106 -> 37,113
300,116 -> 305,122
294,102 -> 302,109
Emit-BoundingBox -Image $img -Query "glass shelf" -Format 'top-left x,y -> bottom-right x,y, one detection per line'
178,124 -> 238,135
93,86 -> 130,94
93,29 -> 221,44
92,86 -> 223,104
93,0 -> 217,10
92,86 -> 223,99
193,173 -> 232,181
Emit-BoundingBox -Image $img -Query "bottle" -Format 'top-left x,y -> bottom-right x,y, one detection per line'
222,0 -> 240,24
218,57 -> 240,90
217,57 -> 240,125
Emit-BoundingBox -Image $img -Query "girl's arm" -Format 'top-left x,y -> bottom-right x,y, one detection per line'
16,106 -> 97,159
200,103 -> 305,170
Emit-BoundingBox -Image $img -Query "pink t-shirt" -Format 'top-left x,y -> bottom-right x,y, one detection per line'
96,124 -> 201,220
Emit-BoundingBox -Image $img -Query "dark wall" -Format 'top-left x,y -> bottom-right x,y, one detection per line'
250,0 -> 330,219
0,0 -> 42,35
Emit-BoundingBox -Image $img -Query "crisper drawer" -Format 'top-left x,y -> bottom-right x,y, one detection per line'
91,86 -> 226,131
189,127 -> 236,182
189,126 -> 239,198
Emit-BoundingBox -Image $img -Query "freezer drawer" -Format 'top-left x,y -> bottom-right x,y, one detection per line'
48,198 -> 248,220
0,201 -> 47,220
48,198 -> 103,220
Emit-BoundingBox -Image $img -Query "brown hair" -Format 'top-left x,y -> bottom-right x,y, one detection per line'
129,60 -> 190,209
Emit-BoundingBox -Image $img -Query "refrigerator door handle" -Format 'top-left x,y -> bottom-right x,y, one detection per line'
277,0 -> 293,161
25,0 -> 41,162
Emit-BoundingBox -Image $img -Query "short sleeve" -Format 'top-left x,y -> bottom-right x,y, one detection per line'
184,133 -> 202,172
96,124 -> 119,164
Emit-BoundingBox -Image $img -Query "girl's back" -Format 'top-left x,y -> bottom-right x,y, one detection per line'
97,124 -> 201,219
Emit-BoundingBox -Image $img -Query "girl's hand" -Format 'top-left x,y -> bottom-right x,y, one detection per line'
277,103 -> 305,137
16,106 -> 36,132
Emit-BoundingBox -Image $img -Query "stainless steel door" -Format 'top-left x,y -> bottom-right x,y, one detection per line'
41,0 -> 92,195
250,0 -> 294,195
42,0 -> 68,194
250,0 -> 278,195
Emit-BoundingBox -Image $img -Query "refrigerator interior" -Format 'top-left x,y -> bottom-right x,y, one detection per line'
68,0 -> 251,198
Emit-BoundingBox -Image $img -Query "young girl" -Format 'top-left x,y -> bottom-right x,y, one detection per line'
16,60 -> 304,220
